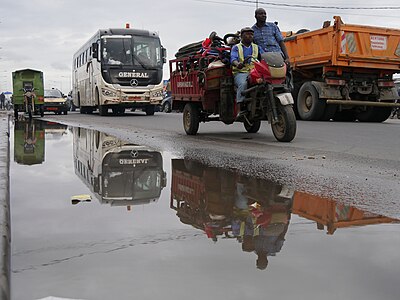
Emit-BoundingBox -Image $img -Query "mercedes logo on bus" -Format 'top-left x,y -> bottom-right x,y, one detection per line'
130,150 -> 139,158
130,79 -> 139,87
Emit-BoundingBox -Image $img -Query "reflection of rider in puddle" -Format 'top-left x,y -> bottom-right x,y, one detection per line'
232,174 -> 291,270
24,122 -> 37,153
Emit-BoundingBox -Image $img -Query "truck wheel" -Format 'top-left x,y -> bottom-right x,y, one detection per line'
271,103 -> 297,142
145,105 -> 155,116
297,82 -> 325,120
321,104 -> 337,121
333,110 -> 356,122
370,107 -> 392,122
183,103 -> 200,135
244,119 -> 261,133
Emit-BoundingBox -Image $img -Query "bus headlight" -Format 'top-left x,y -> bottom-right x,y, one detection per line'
151,90 -> 163,98
102,88 -> 117,97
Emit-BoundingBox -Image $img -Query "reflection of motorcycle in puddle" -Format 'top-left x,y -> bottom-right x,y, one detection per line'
171,158 -> 399,270
14,120 -> 45,165
170,159 -> 293,270
72,127 -> 166,209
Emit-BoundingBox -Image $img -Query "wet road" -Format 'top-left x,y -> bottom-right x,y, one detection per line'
10,119 -> 400,300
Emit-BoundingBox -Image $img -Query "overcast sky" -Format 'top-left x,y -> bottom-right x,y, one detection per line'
1,0 -> 400,93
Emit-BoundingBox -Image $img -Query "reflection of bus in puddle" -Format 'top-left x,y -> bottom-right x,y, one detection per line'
73,127 -> 166,207
170,158 -> 398,269
14,120 -> 45,165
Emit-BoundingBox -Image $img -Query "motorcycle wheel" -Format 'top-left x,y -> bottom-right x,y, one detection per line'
244,119 -> 261,133
271,104 -> 297,142
27,104 -> 32,119
183,103 -> 200,135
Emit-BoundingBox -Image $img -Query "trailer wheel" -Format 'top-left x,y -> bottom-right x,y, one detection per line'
297,82 -> 325,120
271,103 -> 297,142
244,119 -> 261,133
183,103 -> 200,135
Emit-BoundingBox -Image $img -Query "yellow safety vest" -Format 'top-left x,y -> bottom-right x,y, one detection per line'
232,43 -> 259,75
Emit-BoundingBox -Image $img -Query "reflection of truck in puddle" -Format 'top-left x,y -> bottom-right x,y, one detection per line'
14,120 -> 45,165
73,127 -> 166,207
292,191 -> 398,235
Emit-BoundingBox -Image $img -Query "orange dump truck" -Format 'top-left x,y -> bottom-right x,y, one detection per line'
285,16 -> 400,122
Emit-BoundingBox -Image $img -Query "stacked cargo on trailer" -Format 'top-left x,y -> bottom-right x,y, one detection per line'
285,16 -> 400,122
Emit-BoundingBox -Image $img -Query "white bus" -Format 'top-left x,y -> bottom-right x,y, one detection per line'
72,28 -> 166,116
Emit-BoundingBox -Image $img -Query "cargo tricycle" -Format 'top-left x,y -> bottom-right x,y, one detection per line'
169,36 -> 296,142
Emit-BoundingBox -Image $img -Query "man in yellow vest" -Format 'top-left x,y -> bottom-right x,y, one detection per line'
231,27 -> 264,114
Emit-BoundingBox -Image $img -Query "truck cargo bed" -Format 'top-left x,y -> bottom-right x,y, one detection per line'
285,16 -> 400,72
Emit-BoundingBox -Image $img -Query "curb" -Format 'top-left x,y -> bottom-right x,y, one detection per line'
0,111 -> 10,300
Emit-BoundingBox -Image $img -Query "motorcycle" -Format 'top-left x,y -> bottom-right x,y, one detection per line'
22,87 -> 36,119
238,52 -> 296,142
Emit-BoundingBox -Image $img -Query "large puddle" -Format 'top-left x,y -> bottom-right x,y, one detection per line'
10,120 -> 400,300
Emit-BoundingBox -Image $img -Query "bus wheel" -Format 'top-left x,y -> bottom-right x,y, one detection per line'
98,105 -> 108,116
145,105 -> 155,116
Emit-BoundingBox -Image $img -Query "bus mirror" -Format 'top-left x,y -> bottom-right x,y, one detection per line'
92,43 -> 99,59
162,47 -> 167,63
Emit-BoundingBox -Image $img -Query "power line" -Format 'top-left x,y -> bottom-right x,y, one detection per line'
235,0 -> 400,10
193,0 -> 400,18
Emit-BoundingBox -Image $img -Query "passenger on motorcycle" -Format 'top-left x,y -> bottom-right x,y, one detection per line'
251,8 -> 290,65
230,27 -> 264,114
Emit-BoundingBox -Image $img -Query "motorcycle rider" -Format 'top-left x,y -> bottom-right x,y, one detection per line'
231,27 -> 264,114
251,8 -> 290,65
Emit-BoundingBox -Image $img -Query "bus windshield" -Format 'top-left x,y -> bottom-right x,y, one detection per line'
101,36 -> 162,68
103,169 -> 162,200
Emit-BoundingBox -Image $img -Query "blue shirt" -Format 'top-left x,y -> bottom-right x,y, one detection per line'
230,43 -> 264,64
252,22 -> 284,53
